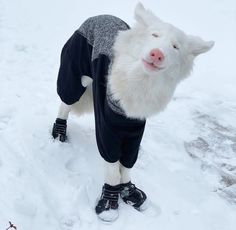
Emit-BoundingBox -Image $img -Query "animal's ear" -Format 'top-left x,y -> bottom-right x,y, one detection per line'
188,35 -> 215,56
134,2 -> 146,24
134,2 -> 160,26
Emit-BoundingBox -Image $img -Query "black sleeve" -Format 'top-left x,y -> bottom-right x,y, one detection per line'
57,31 -> 92,105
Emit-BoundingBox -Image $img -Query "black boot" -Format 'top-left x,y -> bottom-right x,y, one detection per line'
95,184 -> 120,222
120,181 -> 147,211
52,118 -> 67,142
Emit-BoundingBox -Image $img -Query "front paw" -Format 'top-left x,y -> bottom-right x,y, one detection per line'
52,118 -> 67,142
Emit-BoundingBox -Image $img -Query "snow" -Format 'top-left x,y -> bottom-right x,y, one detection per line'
0,0 -> 236,229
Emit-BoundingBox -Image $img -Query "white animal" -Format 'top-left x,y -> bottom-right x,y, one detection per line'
68,3 -> 214,120
53,2 -> 214,222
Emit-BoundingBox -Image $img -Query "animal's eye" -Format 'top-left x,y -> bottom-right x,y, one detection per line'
152,33 -> 159,38
173,44 -> 179,50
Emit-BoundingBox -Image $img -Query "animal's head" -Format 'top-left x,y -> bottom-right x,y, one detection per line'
114,3 -> 214,81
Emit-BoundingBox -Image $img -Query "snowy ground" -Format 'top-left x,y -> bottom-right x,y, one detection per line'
0,0 -> 236,229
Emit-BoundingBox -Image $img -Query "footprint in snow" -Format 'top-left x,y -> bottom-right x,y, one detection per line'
60,215 -> 80,230
65,157 -> 89,174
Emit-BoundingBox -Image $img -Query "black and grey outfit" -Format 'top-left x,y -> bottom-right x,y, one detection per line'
56,15 -> 146,169
53,15 -> 148,217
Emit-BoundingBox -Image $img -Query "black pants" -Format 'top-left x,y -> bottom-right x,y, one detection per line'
95,98 -> 146,168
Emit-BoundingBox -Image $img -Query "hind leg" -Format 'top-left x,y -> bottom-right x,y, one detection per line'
52,76 -> 93,142
52,102 -> 72,142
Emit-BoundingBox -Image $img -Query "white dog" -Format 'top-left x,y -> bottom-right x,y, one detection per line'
52,3 -> 214,222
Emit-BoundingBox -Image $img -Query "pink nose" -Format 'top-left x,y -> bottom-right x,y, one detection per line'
149,49 -> 164,64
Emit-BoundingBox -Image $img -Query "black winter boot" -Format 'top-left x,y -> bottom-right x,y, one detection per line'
95,184 -> 120,222
52,118 -> 67,142
120,181 -> 147,211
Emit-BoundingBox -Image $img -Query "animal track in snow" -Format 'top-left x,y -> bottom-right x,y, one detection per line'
185,111 -> 236,203
60,215 -> 80,230
185,111 -> 236,169
65,157 -> 89,174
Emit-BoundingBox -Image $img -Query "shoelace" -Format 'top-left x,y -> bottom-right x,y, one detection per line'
101,185 -> 120,201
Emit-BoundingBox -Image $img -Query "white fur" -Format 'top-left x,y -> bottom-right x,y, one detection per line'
81,75 -> 93,87
107,3 -> 214,120
119,163 -> 131,184
103,160 -> 131,185
104,161 -> 121,186
71,3 -> 214,120
57,102 -> 72,120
